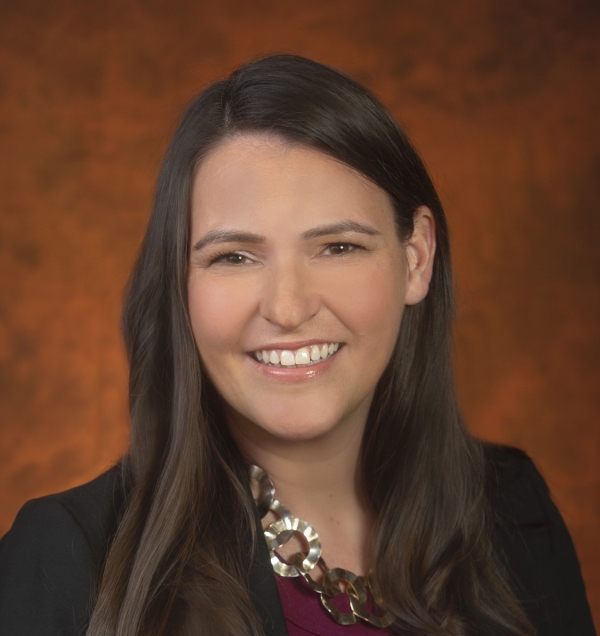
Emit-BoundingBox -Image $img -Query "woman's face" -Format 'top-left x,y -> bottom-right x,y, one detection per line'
188,134 -> 423,443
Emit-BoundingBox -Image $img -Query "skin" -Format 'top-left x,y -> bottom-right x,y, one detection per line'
188,134 -> 435,574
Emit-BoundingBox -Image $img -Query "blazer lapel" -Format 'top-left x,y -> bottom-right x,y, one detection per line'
247,521 -> 289,636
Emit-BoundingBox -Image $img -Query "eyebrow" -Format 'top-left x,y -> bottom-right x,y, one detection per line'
192,230 -> 263,252
192,220 -> 381,252
301,220 -> 381,241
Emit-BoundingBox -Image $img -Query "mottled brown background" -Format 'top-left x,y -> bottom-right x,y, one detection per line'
0,0 -> 598,628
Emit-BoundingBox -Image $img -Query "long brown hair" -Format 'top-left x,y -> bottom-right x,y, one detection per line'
87,54 -> 532,635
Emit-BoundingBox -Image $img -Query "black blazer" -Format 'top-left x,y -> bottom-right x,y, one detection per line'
0,446 -> 595,636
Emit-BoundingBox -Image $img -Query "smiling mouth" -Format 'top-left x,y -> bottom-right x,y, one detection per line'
250,343 -> 341,368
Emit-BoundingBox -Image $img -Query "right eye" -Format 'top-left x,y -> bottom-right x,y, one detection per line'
209,251 -> 253,266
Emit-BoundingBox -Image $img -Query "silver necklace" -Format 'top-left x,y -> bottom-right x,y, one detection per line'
249,465 -> 395,628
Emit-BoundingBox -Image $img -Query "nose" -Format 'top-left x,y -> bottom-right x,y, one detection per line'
259,259 -> 320,331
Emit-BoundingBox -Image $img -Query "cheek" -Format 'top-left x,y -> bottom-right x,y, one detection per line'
324,260 -> 405,342
187,277 -> 253,355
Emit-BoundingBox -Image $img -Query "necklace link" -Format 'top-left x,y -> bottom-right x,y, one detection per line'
249,464 -> 395,628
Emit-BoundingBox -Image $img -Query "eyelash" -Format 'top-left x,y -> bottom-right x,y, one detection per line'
208,243 -> 363,266
322,243 -> 362,256
208,251 -> 254,266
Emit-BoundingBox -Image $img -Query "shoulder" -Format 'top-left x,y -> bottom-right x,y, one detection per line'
483,444 -> 596,636
0,465 -> 125,636
484,444 -> 553,527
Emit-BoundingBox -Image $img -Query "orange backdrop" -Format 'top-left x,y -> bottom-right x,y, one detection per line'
0,0 -> 598,628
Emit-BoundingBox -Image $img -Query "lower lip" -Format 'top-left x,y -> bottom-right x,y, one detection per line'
247,350 -> 339,383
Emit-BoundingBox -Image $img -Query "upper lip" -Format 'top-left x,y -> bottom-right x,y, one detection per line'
247,340 -> 342,352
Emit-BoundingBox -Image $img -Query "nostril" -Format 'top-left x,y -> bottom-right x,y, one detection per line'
259,287 -> 320,331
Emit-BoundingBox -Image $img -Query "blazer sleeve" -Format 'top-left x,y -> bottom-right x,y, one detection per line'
0,497 -> 98,636
489,446 -> 597,636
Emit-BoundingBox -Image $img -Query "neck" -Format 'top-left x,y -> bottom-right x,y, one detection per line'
226,399 -> 375,574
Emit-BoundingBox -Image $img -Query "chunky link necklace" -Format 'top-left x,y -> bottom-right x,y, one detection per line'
249,465 -> 395,628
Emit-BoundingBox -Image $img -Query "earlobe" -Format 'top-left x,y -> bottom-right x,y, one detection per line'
404,206 -> 436,306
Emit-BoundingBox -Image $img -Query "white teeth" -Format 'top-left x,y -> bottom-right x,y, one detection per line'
295,347 -> 311,365
254,343 -> 341,368
280,350 -> 296,366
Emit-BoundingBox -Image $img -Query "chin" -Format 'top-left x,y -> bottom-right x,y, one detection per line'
261,420 -> 335,442
246,403 -> 347,442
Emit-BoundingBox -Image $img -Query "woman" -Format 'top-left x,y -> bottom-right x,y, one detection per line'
0,54 -> 595,636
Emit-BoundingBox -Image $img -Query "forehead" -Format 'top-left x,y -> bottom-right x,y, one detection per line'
190,134 -> 395,236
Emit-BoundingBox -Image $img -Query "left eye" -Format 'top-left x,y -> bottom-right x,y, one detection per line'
324,243 -> 358,256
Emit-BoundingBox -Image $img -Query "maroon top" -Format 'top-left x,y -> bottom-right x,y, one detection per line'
275,573 -> 394,636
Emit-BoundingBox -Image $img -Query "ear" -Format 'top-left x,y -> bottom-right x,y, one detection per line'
404,206 -> 436,305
